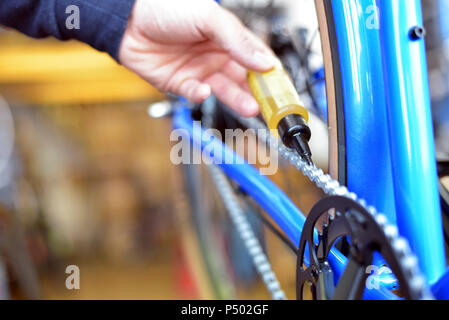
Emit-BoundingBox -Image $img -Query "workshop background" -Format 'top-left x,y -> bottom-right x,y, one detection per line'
0,0 -> 447,299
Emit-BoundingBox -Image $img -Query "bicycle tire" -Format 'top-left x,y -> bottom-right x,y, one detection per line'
315,0 -> 346,185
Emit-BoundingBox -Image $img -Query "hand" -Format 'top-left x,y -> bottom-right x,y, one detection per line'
118,0 -> 276,116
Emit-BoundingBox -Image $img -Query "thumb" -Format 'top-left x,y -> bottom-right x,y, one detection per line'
204,3 -> 278,72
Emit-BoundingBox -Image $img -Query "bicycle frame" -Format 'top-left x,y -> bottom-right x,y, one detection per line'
173,105 -> 397,300
331,0 -> 446,284
172,0 -> 449,299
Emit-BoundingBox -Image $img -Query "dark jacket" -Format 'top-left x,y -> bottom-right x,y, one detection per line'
0,0 -> 135,61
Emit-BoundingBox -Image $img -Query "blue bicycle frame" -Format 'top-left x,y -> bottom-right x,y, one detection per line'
332,0 -> 446,284
172,0 -> 449,299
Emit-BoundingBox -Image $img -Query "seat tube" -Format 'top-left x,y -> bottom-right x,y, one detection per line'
378,0 -> 446,283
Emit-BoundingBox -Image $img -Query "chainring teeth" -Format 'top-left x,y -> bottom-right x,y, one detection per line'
296,196 -> 432,300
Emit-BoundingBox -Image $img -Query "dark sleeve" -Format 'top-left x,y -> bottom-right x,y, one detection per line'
0,0 -> 136,61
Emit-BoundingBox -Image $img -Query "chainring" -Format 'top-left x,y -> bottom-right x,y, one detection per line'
296,196 -> 431,300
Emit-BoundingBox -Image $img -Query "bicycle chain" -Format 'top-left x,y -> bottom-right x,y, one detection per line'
237,116 -> 434,299
201,100 -> 287,300
208,164 -> 287,300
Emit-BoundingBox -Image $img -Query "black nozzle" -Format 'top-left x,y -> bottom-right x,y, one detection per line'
278,114 -> 313,165
291,134 -> 312,165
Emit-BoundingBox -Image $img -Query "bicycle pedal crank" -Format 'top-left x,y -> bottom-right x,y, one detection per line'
296,196 -> 432,300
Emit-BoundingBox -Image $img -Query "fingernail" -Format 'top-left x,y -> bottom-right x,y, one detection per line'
253,51 -> 279,70
197,84 -> 211,100
189,84 -> 211,103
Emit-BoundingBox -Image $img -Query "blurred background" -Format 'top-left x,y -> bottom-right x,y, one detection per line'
0,0 -> 447,300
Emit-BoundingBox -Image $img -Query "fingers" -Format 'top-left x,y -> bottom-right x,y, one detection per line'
221,60 -> 252,93
222,60 -> 247,86
205,72 -> 259,117
204,3 -> 277,72
165,51 -> 228,103
167,58 -> 254,111
178,79 -> 211,103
